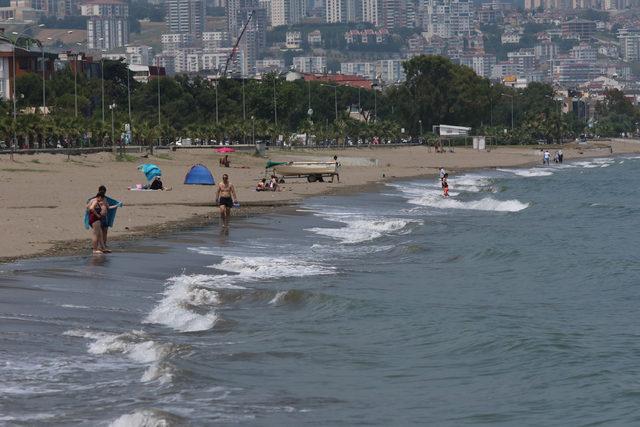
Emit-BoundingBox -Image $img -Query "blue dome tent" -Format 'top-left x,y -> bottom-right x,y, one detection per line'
184,164 -> 215,185
138,164 -> 162,182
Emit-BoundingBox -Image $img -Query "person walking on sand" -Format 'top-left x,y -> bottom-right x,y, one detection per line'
543,150 -> 550,166
215,173 -> 238,227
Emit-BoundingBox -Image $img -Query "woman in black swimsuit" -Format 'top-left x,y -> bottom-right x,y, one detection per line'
87,192 -> 107,254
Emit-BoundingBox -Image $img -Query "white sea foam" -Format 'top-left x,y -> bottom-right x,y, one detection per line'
498,168 -> 554,177
64,330 -> 176,383
212,256 -> 334,279
269,291 -> 288,305
307,217 -> 419,244
144,275 -> 223,333
147,255 -> 332,333
448,174 -> 492,192
573,158 -> 614,169
61,304 -> 91,309
408,193 -> 529,212
109,409 -> 183,427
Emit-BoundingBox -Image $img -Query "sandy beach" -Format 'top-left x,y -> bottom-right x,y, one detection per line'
1,139 -> 638,262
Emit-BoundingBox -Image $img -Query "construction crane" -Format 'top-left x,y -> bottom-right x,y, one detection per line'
222,10 -> 255,77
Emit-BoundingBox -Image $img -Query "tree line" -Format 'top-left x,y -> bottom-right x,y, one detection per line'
3,55 -> 638,149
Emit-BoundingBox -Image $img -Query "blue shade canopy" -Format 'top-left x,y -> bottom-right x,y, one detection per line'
184,164 -> 215,185
138,164 -> 162,182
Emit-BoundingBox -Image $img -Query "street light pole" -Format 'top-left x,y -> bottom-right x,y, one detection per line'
374,88 -> 377,123
126,64 -> 131,123
333,85 -> 337,122
215,82 -> 219,125
273,76 -> 277,126
101,56 -> 105,123
109,103 -> 115,145
502,93 -> 514,130
157,59 -> 161,147
242,76 -> 246,144
9,23 -> 45,148
41,41 -> 45,114
251,115 -> 255,145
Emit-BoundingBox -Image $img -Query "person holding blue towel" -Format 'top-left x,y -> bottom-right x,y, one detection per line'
87,189 -> 108,254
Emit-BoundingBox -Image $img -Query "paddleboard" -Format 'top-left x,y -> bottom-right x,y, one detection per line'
84,196 -> 121,229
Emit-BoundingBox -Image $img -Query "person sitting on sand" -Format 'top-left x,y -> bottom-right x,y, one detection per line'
219,155 -> 230,167
269,175 -> 279,191
256,178 -> 267,191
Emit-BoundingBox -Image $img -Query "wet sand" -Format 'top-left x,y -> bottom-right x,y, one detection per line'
1,140 -> 638,263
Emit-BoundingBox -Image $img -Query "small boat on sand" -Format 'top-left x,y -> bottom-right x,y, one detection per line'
266,160 -> 339,182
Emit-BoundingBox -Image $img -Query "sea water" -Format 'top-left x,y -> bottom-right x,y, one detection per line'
2,155 -> 640,425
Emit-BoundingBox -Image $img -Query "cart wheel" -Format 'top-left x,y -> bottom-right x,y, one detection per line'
307,175 -> 317,183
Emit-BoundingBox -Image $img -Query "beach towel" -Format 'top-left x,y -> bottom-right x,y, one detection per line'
84,196 -> 121,230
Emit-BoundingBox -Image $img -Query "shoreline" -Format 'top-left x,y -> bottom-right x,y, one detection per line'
1,141 -> 638,265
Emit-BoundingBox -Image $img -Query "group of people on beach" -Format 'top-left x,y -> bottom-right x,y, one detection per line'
256,175 -> 281,192
542,149 -> 563,165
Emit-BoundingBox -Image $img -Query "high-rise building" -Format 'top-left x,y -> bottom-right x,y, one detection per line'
82,0 -> 129,50
165,0 -> 206,39
361,0 -> 379,26
293,56 -> 326,73
271,0 -> 306,26
422,0 -> 472,38
325,0 -> 344,22
619,29 -> 640,62
324,0 -> 360,22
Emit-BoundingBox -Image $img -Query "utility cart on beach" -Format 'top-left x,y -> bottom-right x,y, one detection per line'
266,160 -> 339,182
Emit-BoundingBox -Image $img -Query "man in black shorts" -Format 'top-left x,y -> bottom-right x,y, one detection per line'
215,173 -> 238,227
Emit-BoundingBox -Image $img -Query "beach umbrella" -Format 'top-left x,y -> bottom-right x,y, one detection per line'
138,163 -> 162,182
215,147 -> 235,153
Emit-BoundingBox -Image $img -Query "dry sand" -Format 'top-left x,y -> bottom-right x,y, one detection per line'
1,140 -> 639,263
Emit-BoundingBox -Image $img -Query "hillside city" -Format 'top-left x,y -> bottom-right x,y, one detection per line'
1,0 -> 640,146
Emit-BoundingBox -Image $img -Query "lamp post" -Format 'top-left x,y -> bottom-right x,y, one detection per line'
242,76 -> 246,144
215,81 -> 219,125
546,93 -> 563,144
321,83 -> 338,122
109,103 -> 116,145
418,119 -> 423,143
251,115 -> 255,145
373,85 -> 377,123
273,75 -> 277,126
502,93 -> 514,130
156,58 -> 161,147
9,23 -> 45,148
73,41 -> 84,118
100,42 -> 105,124
126,63 -> 131,124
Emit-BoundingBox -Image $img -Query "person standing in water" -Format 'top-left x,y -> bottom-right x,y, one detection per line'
215,173 -> 238,227
442,173 -> 449,198
87,190 -> 108,254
